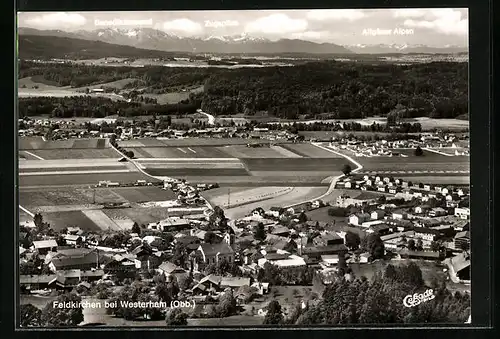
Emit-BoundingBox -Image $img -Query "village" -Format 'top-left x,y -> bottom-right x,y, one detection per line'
19,165 -> 471,325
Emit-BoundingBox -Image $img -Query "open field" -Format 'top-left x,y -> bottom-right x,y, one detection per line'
242,158 -> 347,172
280,143 -> 344,158
142,86 -> 204,105
19,151 -> 44,160
356,156 -> 470,172
18,77 -> 126,101
19,166 -> 127,173
173,176 -> 330,186
19,158 -> 124,168
42,210 -> 101,232
224,186 -> 328,219
199,187 -> 255,200
19,172 -> 153,187
204,187 -> 294,209
145,168 -> 249,177
129,146 -> 232,159
406,117 -> 469,131
19,138 -> 110,150
216,145 -> 293,158
20,187 -> 99,207
118,139 -> 166,147
157,138 -> 278,147
109,186 -> 176,202
249,170 -> 339,177
397,176 -> 470,185
72,78 -> 137,91
119,138 -> 288,148
28,149 -> 119,159
18,89 -> 126,101
104,207 -> 179,225
20,186 -> 172,207
82,210 -> 122,231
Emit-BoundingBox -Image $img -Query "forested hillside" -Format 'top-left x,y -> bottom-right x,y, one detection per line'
18,60 -> 468,120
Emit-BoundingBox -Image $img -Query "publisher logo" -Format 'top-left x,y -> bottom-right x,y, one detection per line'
403,289 -> 435,307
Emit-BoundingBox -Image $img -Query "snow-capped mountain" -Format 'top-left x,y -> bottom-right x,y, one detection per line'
18,27 -> 353,54
203,33 -> 267,43
345,43 -> 468,54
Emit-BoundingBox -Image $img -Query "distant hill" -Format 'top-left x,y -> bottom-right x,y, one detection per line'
18,27 -> 354,55
345,43 -> 468,54
18,35 -> 185,60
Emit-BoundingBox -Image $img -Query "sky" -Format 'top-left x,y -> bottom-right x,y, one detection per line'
18,9 -> 468,46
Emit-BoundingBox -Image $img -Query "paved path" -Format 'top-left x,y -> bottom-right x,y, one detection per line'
23,151 -> 45,160
360,170 -> 469,174
424,148 -> 453,157
198,110 -> 215,125
19,205 -> 35,217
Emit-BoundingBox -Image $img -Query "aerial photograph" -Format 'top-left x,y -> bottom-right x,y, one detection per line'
17,9 -> 471,327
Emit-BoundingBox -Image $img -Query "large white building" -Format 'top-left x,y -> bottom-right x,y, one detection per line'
454,207 -> 470,220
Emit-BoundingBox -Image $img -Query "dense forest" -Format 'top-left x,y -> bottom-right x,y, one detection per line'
293,263 -> 470,325
19,60 -> 468,120
199,61 -> 468,120
18,96 -> 200,118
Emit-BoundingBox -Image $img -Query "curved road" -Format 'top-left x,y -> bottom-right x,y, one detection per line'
110,142 -> 215,210
285,142 -> 363,208
197,109 -> 215,125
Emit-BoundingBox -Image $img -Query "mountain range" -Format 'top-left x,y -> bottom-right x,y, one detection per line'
345,43 -> 468,54
18,27 -> 468,55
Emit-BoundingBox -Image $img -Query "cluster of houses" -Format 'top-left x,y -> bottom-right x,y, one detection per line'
335,177 -> 470,282
329,133 -> 469,157
336,174 -> 469,209
20,175 -> 471,312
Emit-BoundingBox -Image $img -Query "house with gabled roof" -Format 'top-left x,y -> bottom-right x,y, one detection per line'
157,261 -> 186,277
349,213 -> 370,226
454,231 -> 470,251
194,243 -> 235,271
32,239 -> 58,255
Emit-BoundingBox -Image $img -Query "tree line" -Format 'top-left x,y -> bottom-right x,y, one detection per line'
18,96 -> 200,118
